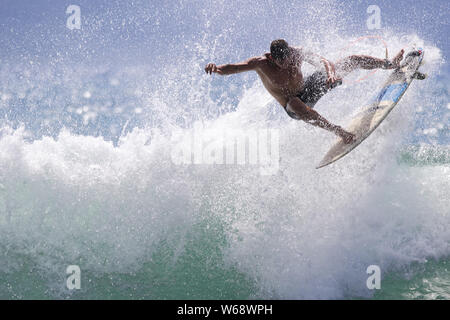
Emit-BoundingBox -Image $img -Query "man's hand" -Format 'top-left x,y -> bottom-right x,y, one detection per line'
204,63 -> 223,75
326,71 -> 342,89
321,59 -> 342,88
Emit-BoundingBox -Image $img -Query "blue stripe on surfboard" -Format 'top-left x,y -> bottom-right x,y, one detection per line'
371,82 -> 408,104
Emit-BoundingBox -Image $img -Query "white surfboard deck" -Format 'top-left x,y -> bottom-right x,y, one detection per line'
316,49 -> 425,169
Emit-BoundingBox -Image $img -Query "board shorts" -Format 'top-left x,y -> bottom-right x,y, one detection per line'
284,71 -> 342,120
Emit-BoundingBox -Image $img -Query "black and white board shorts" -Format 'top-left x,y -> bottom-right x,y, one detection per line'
285,71 -> 342,120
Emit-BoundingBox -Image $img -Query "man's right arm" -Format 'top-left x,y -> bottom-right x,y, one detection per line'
205,56 -> 262,75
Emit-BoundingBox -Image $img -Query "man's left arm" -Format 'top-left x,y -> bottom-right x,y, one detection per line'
296,47 -> 340,87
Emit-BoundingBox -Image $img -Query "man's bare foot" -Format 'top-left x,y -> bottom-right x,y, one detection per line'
392,49 -> 405,67
384,49 -> 405,69
336,128 -> 356,144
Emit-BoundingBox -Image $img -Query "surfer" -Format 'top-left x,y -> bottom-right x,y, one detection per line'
205,39 -> 404,143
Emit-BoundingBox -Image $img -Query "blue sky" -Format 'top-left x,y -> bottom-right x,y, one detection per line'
0,0 -> 448,67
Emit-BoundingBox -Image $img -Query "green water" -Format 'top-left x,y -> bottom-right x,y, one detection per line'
0,213 -> 257,300
2,215 -> 448,300
397,145 -> 450,166
373,259 -> 450,300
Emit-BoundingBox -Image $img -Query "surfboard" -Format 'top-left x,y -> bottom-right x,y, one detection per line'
316,49 -> 426,169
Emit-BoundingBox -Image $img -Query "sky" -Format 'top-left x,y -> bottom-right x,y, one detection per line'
0,0 -> 448,67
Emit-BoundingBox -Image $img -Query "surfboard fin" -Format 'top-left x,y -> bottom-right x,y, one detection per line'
413,71 -> 427,80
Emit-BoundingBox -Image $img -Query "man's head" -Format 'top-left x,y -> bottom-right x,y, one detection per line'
270,39 -> 291,67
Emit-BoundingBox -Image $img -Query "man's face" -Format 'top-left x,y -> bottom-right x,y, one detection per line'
273,51 -> 292,69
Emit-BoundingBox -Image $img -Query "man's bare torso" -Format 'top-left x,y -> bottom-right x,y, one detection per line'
255,50 -> 306,107
250,49 -> 304,107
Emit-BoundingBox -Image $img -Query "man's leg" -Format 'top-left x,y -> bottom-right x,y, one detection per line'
335,49 -> 404,76
286,97 -> 355,143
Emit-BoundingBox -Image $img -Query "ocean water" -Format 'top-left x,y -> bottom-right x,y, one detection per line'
0,0 -> 449,299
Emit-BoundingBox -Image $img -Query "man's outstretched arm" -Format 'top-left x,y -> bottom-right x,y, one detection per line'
205,57 -> 261,75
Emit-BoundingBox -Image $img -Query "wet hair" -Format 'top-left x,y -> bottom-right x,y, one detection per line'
270,39 -> 290,61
